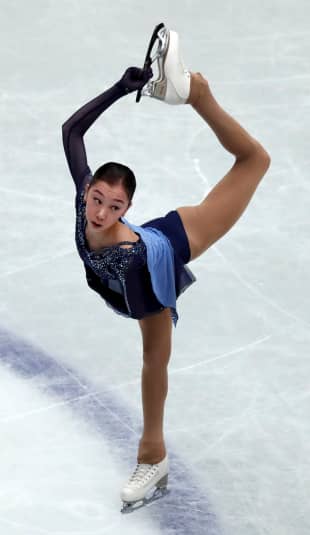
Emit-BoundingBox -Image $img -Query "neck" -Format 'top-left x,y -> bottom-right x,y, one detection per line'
86,220 -> 123,247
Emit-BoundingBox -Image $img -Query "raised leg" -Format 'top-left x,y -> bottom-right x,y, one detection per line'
176,73 -> 271,262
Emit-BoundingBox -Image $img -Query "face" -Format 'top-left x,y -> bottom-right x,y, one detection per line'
83,180 -> 131,233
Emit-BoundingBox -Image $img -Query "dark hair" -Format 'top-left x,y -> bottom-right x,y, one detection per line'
89,162 -> 136,203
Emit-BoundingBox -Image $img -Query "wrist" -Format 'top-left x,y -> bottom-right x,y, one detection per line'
115,80 -> 130,96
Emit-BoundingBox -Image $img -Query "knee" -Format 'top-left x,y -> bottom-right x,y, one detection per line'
142,348 -> 171,368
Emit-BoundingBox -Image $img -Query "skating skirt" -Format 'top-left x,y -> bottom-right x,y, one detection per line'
142,210 -> 191,265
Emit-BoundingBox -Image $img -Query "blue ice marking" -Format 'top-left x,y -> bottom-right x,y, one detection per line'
0,326 -> 222,534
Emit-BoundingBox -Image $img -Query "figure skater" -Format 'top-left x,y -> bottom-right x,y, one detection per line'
62,24 -> 270,512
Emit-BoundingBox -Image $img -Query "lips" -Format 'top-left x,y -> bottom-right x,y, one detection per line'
91,221 -> 102,228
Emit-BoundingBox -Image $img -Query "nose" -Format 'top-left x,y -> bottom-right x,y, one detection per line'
97,207 -> 107,221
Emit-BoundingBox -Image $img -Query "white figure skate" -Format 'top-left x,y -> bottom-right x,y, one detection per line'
120,455 -> 169,513
136,23 -> 191,105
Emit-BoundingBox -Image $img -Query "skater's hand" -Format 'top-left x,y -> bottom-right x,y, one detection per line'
118,66 -> 153,94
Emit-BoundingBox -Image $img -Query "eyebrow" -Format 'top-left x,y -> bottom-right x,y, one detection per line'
93,189 -> 125,204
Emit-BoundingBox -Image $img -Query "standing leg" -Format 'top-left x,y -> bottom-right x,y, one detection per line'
137,307 -> 173,464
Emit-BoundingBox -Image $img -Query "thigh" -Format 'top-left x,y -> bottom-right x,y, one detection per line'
138,308 -> 173,366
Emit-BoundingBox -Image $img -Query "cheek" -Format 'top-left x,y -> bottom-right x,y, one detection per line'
85,202 -> 95,220
85,203 -> 91,216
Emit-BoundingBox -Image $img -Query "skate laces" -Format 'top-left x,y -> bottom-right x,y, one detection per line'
128,463 -> 159,487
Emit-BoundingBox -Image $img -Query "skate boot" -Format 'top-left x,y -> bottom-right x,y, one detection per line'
136,23 -> 191,105
120,455 -> 169,513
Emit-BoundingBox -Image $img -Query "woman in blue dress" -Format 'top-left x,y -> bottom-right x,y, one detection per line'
62,25 -> 270,511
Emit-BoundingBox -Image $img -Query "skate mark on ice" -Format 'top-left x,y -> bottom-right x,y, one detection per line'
0,326 -> 223,535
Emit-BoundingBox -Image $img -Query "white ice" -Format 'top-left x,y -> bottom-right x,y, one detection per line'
1,0 -> 310,533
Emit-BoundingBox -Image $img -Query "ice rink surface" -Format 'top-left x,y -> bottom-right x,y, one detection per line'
1,0 -> 309,533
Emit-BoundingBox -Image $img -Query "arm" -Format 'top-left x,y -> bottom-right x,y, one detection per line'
62,67 -> 153,192
62,83 -> 126,192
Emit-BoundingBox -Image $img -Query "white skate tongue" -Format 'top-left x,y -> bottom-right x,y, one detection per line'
130,463 -> 154,483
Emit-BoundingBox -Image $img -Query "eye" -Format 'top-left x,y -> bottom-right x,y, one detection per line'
111,206 -> 120,211
93,197 -> 101,204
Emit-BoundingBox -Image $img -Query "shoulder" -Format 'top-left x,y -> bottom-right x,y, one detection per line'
117,221 -> 141,245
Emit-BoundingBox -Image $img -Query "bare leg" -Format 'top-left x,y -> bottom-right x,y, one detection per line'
137,308 -> 172,464
177,73 -> 271,261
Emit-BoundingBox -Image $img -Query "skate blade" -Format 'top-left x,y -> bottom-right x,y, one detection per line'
136,23 -> 169,103
148,27 -> 169,66
141,28 -> 170,101
121,486 -> 169,514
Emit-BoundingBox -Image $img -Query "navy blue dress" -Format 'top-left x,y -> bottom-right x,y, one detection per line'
62,82 -> 195,322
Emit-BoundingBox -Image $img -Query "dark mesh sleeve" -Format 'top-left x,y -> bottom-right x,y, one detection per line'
62,82 -> 126,192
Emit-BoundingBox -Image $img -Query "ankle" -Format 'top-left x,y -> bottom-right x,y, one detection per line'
138,439 -> 166,464
187,72 -> 209,106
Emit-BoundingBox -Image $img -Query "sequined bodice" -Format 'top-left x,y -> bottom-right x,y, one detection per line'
75,191 -> 147,284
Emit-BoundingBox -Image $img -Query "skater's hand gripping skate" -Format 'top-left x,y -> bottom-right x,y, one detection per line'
118,66 -> 153,94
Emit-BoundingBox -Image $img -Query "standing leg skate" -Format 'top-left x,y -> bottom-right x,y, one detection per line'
120,455 -> 169,513
136,23 -> 191,105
